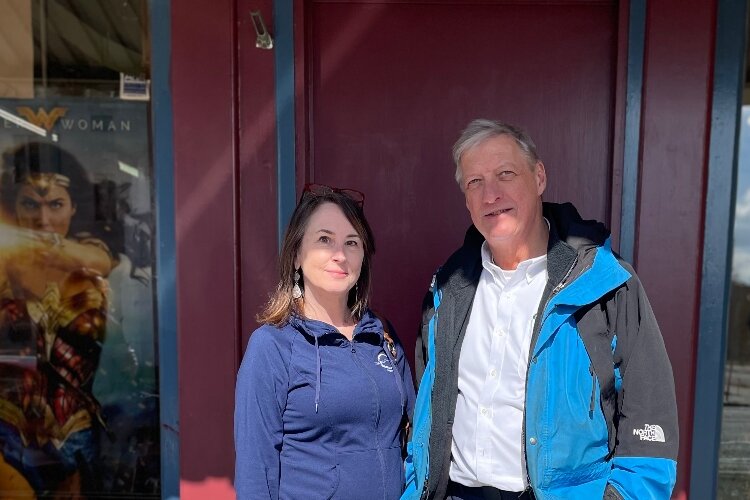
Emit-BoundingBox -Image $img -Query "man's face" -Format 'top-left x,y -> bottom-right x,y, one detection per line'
459,134 -> 546,247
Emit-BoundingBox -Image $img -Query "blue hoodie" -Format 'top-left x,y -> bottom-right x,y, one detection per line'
234,310 -> 416,499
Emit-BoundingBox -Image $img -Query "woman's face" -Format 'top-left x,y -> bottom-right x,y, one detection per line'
295,202 -> 364,302
15,184 -> 76,236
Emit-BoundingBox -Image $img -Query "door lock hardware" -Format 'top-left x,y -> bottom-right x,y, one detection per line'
250,10 -> 273,50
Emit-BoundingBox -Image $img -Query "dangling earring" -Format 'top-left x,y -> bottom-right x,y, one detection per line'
355,283 -> 359,299
292,269 -> 303,299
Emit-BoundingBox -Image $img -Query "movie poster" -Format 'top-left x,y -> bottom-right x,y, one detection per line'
0,97 -> 159,498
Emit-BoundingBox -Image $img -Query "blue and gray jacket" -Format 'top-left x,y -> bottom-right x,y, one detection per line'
402,202 -> 678,500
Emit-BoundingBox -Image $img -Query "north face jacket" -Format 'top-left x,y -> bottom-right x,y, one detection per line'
402,202 -> 678,500
235,310 -> 415,499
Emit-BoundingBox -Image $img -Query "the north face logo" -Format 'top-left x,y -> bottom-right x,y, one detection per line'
633,424 -> 666,442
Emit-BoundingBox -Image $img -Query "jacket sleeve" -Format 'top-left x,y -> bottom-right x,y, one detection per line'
414,289 -> 433,390
403,288 -> 435,498
605,274 -> 678,500
234,327 -> 289,499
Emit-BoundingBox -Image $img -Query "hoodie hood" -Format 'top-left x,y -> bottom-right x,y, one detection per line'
543,201 -> 609,254
288,308 -> 384,341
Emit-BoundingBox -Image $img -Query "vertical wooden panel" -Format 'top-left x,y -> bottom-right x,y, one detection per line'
608,0 -> 632,253
150,0 -> 179,496
238,0 -> 279,350
618,0 -> 646,262
172,0 -> 238,496
636,0 -> 717,497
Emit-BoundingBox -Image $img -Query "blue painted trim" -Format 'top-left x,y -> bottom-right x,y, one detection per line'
619,0 -> 647,264
275,0 -> 296,247
149,1 -> 179,497
690,1 -> 748,497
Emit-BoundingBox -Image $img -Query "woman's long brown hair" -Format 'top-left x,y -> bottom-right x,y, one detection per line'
257,190 -> 376,326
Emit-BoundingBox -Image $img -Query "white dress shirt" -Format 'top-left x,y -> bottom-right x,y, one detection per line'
449,241 -> 548,491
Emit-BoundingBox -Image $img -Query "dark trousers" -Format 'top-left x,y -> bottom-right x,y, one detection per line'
446,481 -> 536,500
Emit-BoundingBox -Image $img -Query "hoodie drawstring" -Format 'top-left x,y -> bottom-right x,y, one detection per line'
314,336 -> 321,413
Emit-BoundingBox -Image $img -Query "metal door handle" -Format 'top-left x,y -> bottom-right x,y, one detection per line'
250,10 -> 273,50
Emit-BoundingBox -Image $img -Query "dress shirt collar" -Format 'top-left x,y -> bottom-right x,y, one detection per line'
481,218 -> 550,287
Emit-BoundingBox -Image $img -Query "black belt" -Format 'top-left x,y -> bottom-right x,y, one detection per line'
447,480 -> 535,500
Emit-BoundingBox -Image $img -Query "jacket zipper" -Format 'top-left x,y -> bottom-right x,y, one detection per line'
589,364 -> 596,418
348,339 -> 388,499
520,256 -> 577,491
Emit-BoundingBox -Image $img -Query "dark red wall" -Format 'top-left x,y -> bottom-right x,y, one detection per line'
169,1 -> 719,498
636,0 -> 717,497
300,0 -> 619,374
172,0 -> 238,497
172,0 -> 278,497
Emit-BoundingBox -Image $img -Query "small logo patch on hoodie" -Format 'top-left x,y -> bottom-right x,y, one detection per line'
375,352 -> 394,373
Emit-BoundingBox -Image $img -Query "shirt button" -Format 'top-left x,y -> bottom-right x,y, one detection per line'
490,369 -> 497,377
529,437 -> 538,445
480,407 -> 488,416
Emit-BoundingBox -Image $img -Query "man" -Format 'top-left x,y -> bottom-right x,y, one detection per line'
402,120 -> 678,500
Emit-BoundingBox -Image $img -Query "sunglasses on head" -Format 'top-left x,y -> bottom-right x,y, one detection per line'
301,183 -> 365,208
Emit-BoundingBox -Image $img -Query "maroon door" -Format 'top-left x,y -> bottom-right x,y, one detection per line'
297,0 -> 623,357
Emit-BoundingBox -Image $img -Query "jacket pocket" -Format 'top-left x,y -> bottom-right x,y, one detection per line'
280,461 -> 339,499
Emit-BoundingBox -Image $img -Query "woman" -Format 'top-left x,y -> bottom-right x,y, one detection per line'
234,184 -> 415,499
0,142 -> 116,497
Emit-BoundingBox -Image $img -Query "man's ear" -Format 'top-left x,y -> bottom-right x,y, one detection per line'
535,161 -> 547,196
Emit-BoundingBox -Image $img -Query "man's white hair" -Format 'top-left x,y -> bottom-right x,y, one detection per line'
452,119 -> 540,188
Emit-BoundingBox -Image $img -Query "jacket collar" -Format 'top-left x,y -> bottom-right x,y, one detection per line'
437,202 -> 623,304
440,202 -> 599,288
544,208 -> 578,293
289,308 -> 383,341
